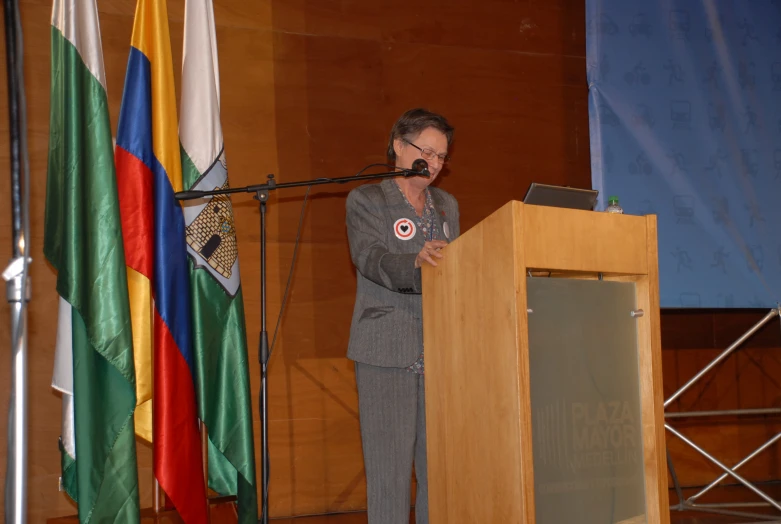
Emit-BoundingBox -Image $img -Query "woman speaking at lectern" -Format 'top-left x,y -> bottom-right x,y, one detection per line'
345,108 -> 460,524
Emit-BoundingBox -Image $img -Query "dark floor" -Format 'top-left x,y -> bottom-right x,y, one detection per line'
49,487 -> 781,523
44,514 -> 781,523
266,485 -> 781,523
264,511 -> 781,524
49,508 -> 781,524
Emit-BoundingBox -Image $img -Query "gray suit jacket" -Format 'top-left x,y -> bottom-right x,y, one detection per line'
345,179 -> 460,368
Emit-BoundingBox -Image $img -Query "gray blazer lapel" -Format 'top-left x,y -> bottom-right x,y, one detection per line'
431,189 -> 454,243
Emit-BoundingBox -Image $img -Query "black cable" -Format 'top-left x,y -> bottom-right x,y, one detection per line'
14,0 -> 31,342
268,186 -> 312,363
259,185 -> 311,523
266,162 -> 395,364
4,0 -> 20,259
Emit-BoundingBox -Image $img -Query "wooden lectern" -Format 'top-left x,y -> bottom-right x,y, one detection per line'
421,201 -> 669,524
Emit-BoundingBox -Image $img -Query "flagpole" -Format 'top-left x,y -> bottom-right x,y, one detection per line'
154,478 -> 164,513
200,420 -> 211,524
175,164 -> 430,522
3,0 -> 31,520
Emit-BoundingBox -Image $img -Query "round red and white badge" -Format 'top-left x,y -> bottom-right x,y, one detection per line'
393,218 -> 416,241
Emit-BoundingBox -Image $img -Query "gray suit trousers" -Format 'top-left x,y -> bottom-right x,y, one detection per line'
355,362 -> 428,524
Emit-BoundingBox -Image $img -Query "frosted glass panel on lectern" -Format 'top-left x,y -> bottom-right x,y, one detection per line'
527,277 -> 647,524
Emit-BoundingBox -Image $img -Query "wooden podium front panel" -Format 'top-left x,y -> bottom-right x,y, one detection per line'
422,202 -> 532,524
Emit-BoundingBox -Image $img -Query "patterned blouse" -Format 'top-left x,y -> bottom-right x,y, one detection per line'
395,181 -> 440,375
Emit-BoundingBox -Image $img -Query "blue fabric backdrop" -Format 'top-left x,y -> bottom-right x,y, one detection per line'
587,0 -> 781,308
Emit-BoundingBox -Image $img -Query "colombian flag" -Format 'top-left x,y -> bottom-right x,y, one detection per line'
115,0 -> 208,522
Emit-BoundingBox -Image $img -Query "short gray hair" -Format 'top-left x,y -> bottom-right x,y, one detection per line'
386,108 -> 454,163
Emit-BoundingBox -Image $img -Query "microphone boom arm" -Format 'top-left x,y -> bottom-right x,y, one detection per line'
175,166 -> 427,201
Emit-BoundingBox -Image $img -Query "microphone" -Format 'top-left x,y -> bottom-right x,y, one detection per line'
175,190 -> 209,200
409,158 -> 430,177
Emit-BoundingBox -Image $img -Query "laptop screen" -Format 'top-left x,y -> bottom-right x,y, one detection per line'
522,183 -> 599,211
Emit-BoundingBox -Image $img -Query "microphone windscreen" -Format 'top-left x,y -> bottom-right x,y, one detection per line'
412,158 -> 430,176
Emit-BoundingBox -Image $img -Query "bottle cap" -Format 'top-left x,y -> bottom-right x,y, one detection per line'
608,196 -> 619,204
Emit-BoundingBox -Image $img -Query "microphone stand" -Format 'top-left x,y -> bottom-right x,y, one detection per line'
175,166 -> 428,524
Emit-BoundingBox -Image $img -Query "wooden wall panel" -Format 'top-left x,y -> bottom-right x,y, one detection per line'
265,0 -> 590,516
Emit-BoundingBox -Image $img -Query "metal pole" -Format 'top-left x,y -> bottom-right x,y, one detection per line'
689,433 -> 781,502
664,308 -> 780,408
200,420 -> 210,524
665,424 -> 781,512
666,449 -> 686,511
256,187 -> 270,524
154,478 -> 163,513
5,272 -> 28,524
693,502 -> 781,509
665,408 -> 781,418
3,0 -> 30,519
684,504 -> 781,521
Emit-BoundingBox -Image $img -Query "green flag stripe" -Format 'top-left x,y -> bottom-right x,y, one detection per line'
59,437 -> 77,501
72,309 -> 139,522
182,148 -> 258,523
45,25 -> 140,522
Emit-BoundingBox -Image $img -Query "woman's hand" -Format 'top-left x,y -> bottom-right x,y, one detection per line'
415,240 -> 448,268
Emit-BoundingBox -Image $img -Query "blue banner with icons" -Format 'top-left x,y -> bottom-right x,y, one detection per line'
587,0 -> 781,309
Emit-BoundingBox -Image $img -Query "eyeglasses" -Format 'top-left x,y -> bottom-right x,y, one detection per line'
403,139 -> 450,164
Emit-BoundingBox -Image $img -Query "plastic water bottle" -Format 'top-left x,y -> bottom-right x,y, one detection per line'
606,196 -> 623,214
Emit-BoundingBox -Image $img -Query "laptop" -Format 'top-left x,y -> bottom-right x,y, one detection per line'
522,183 -> 598,211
